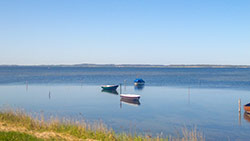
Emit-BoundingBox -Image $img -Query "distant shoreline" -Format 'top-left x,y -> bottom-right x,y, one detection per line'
0,64 -> 250,68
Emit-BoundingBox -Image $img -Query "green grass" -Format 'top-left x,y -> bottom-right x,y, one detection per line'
0,109 -> 205,141
0,109 -> 114,140
0,131 -> 44,141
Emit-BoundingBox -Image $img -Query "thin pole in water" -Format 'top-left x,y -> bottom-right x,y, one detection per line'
188,86 -> 190,105
26,81 -> 28,91
120,99 -> 122,109
120,83 -> 122,94
124,79 -> 126,91
238,99 -> 241,112
49,91 -> 51,99
239,98 -> 241,125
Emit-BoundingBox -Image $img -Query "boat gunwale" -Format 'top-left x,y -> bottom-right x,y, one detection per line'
101,85 -> 119,88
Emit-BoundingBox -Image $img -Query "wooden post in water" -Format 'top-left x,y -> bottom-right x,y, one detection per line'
119,83 -> 122,108
120,83 -> 122,94
124,80 -> 126,91
26,81 -> 28,91
81,79 -> 83,88
49,91 -> 51,99
188,87 -> 190,105
238,98 -> 241,125
238,99 -> 241,112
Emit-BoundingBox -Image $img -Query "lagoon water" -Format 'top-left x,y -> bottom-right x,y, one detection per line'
0,66 -> 250,140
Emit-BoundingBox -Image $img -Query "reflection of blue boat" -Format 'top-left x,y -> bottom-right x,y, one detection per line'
121,97 -> 140,106
101,89 -> 118,95
134,84 -> 144,91
101,85 -> 119,90
134,78 -> 145,86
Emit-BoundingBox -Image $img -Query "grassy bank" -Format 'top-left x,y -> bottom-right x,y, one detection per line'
0,109 -> 204,141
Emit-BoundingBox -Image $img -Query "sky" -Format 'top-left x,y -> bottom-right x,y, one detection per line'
0,0 -> 249,65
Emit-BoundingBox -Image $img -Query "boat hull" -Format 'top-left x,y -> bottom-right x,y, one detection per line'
101,85 -> 119,90
244,103 -> 250,113
134,79 -> 145,86
134,82 -> 145,86
120,94 -> 140,100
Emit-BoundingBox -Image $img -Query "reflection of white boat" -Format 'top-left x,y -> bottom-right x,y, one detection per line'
120,94 -> 140,100
121,98 -> 140,106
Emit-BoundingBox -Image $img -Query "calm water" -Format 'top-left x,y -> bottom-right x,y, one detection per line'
0,66 -> 250,140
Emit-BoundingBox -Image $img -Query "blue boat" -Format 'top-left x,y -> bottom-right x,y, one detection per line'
101,85 -> 119,90
134,78 -> 145,86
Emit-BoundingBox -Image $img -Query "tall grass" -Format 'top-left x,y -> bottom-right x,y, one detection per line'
0,131 -> 44,141
0,109 -> 205,141
0,108 -> 114,140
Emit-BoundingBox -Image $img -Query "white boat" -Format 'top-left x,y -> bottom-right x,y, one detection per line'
120,94 -> 140,100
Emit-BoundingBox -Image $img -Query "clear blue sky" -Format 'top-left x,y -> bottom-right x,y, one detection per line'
0,0 -> 249,65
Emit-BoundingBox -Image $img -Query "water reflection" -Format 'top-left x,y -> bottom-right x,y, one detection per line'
26,81 -> 28,91
49,91 -> 51,99
1,85 -> 250,140
244,112 -> 250,123
188,87 -> 190,105
101,89 -> 118,95
120,98 -> 140,107
134,84 -> 144,91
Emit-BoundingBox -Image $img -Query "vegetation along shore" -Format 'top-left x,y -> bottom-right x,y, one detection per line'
0,109 -> 204,141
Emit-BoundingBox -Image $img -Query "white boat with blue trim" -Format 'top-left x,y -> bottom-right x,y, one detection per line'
120,94 -> 140,100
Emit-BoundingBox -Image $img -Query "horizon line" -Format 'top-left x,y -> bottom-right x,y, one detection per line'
0,63 -> 250,67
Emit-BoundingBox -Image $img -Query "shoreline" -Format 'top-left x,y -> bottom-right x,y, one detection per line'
0,109 -> 204,141
0,64 -> 250,68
